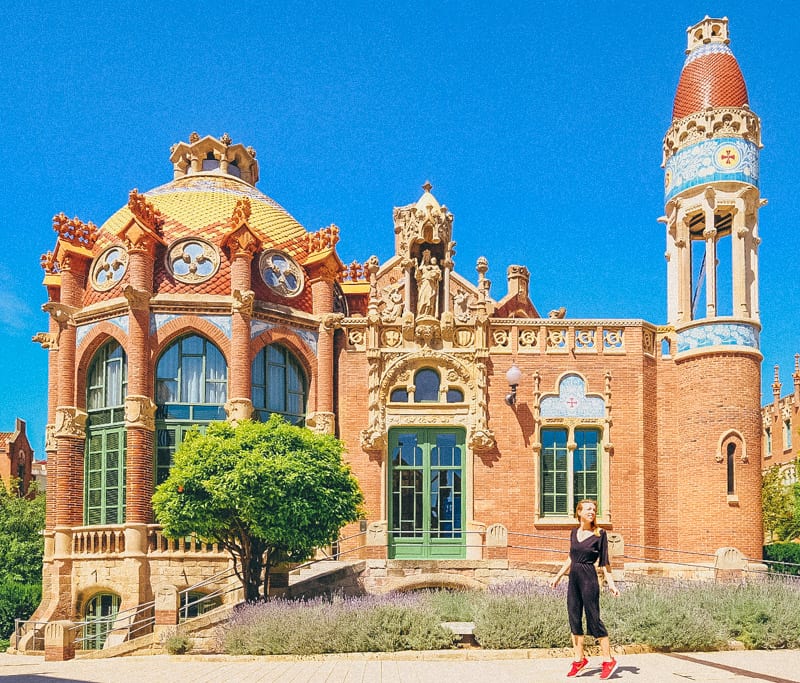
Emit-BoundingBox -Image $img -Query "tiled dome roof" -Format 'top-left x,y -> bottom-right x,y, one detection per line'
673,43 -> 748,120
97,173 -> 306,253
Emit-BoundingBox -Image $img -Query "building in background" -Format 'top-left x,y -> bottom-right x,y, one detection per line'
762,359 -> 799,484
0,418 -> 34,495
25,16 -> 765,647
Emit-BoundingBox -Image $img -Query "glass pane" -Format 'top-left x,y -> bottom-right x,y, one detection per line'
182,357 -> 203,403
251,386 -> 265,409
182,335 -> 203,355
390,388 -> 408,402
252,349 -> 265,387
157,344 -> 179,381
267,362 -> 286,411
446,389 -> 464,403
206,345 -> 227,382
414,368 -> 440,402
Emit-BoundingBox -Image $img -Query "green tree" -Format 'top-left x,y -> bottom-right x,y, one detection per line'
0,481 -> 45,644
152,416 -> 364,601
0,481 -> 45,584
762,462 -> 800,542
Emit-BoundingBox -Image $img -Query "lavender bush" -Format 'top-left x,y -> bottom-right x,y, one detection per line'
217,578 -> 800,655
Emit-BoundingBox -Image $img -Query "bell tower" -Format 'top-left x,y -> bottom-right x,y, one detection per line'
660,17 -> 763,558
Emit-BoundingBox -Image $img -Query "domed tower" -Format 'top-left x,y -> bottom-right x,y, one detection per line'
662,17 -> 763,558
29,133 -> 345,642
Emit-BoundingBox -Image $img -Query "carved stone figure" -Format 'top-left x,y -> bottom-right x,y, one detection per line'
415,250 -> 441,317
381,284 -> 404,322
453,291 -> 471,323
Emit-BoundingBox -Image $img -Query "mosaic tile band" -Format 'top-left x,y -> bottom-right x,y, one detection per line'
677,322 -> 759,353
665,137 -> 758,200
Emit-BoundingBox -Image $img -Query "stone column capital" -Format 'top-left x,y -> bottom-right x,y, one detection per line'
54,407 -> 88,440
125,395 -> 157,430
224,398 -> 253,425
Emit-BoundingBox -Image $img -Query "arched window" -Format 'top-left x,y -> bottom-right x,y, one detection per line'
727,442 -> 736,495
414,368 -> 440,402
82,592 -> 120,650
155,335 -> 228,484
251,344 -> 307,425
85,341 -> 127,525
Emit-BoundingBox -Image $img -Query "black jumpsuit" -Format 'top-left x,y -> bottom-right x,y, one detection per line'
567,527 -> 610,638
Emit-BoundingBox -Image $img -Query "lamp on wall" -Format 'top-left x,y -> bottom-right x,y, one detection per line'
504,362 -> 523,406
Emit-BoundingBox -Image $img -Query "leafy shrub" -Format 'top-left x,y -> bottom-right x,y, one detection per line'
164,633 -> 193,655
764,543 -> 800,575
0,579 -> 41,642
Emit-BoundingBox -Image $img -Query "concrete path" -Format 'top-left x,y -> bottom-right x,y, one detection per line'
1,649 -> 799,682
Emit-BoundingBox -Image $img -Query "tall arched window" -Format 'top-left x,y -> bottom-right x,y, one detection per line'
251,344 -> 307,425
82,592 -> 120,650
85,341 -> 127,525
155,334 -> 228,484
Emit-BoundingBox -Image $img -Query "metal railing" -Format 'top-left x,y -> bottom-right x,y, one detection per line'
12,619 -> 48,652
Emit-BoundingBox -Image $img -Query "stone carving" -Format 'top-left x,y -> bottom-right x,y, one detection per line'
486,523 -> 508,547
549,307 -> 567,319
381,329 -> 401,348
348,328 -> 365,349
220,132 -> 232,145
607,532 -> 624,559
32,331 -> 59,351
381,284 -> 404,322
42,302 -> 77,327
224,398 -> 253,425
714,546 -> 746,570
45,424 -> 57,452
306,411 -> 335,435
518,329 -> 537,348
575,329 -> 596,350
491,329 -> 510,348
440,311 -> 455,342
642,328 -> 656,355
454,328 -> 474,347
259,250 -> 304,298
415,322 -> 439,347
453,291 -> 472,323
125,395 -> 157,430
307,225 -> 340,254
415,249 -> 441,317
366,521 -> 388,546
166,238 -> 220,284
663,107 -> 761,163
91,246 -> 128,292
393,182 -> 454,256
469,357 -> 495,452
547,328 -> 568,351
321,312 -> 344,331
231,289 -> 255,316
54,407 -> 88,439
123,284 -> 151,311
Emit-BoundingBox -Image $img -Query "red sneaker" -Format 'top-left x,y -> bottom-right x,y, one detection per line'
566,657 -> 588,677
599,658 -> 618,680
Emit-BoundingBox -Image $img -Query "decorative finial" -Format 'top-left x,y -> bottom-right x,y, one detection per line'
220,132 -> 232,146
189,131 -> 200,143
422,181 -> 433,194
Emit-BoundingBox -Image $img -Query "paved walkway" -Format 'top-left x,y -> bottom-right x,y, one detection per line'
1,650 -> 799,682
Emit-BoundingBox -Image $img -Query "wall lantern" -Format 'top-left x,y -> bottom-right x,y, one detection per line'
504,362 -> 523,406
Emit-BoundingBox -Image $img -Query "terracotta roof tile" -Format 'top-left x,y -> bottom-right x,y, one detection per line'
673,44 -> 748,120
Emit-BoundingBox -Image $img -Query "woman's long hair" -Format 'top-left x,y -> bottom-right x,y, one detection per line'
575,499 -> 601,536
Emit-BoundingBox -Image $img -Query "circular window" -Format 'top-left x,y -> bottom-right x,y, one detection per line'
166,238 -> 220,284
259,250 -> 304,298
91,246 -> 128,291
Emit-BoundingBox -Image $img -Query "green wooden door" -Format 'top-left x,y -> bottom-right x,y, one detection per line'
389,428 -> 465,559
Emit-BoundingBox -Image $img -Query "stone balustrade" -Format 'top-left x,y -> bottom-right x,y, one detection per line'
72,526 -> 126,555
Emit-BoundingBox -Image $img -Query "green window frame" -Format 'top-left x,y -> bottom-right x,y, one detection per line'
155,334 -> 227,484
388,427 -> 465,559
540,427 -> 600,516
251,343 -> 307,425
84,341 -> 127,526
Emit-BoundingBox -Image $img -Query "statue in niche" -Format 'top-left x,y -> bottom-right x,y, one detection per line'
415,249 -> 441,317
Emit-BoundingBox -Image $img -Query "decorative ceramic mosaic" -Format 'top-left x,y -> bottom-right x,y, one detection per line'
77,316 -> 130,348
540,374 -> 605,419
676,322 -> 759,353
684,42 -> 734,65
150,313 -> 231,338
665,137 -> 758,200
250,319 -> 318,355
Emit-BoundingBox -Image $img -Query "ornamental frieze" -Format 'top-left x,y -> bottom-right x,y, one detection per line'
306,411 -> 335,435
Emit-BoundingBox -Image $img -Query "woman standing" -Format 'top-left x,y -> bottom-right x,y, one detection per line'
551,499 -> 620,679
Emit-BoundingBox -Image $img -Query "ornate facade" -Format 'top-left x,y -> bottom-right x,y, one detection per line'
28,17 -> 764,645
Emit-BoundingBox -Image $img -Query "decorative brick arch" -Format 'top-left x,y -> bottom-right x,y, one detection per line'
250,326 -> 318,411
718,429 -> 747,463
75,322 -> 129,409
151,315 -> 231,367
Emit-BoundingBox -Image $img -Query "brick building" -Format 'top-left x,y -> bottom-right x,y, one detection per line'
762,358 -> 799,484
0,418 -> 34,495
27,17 -> 764,644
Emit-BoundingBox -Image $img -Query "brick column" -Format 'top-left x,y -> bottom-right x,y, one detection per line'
224,228 -> 258,424
50,260 -> 87,529
123,243 -> 156,525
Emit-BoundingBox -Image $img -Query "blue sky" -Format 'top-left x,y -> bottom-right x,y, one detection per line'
1,2 -> 798,459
